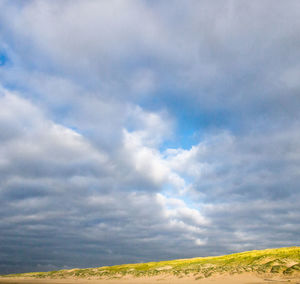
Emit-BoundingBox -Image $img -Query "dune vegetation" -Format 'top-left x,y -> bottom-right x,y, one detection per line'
2,247 -> 300,280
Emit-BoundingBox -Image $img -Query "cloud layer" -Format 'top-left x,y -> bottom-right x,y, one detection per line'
0,0 -> 300,274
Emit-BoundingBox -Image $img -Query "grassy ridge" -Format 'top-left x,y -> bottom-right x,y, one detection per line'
2,247 -> 300,279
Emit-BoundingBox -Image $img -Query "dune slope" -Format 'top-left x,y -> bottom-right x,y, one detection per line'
1,247 -> 300,281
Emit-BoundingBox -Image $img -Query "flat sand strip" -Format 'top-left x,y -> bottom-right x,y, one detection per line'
0,275 -> 297,284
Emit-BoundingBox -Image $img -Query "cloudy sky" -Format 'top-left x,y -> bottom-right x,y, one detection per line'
1,0 -> 300,274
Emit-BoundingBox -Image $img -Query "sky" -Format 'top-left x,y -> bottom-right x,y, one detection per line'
0,0 -> 300,274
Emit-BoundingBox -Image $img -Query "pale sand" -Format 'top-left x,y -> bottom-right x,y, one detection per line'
0,274 -> 299,284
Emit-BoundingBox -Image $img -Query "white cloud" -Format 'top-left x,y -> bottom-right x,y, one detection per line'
123,129 -> 169,186
156,193 -> 208,229
194,238 -> 207,246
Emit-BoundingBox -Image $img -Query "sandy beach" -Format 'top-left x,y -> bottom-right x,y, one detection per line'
0,274 -> 298,284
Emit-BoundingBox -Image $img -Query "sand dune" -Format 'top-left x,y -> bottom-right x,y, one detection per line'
2,248 -> 300,284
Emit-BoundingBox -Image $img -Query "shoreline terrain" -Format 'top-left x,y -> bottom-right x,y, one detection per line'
1,247 -> 299,284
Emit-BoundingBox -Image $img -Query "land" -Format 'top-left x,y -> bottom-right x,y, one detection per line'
1,247 -> 300,283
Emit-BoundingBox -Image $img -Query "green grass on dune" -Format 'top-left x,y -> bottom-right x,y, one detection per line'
2,247 -> 300,280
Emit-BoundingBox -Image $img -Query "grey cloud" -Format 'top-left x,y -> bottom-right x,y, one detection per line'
165,127 -> 300,254
1,0 -> 300,131
169,129 -> 300,207
0,89 -> 207,274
